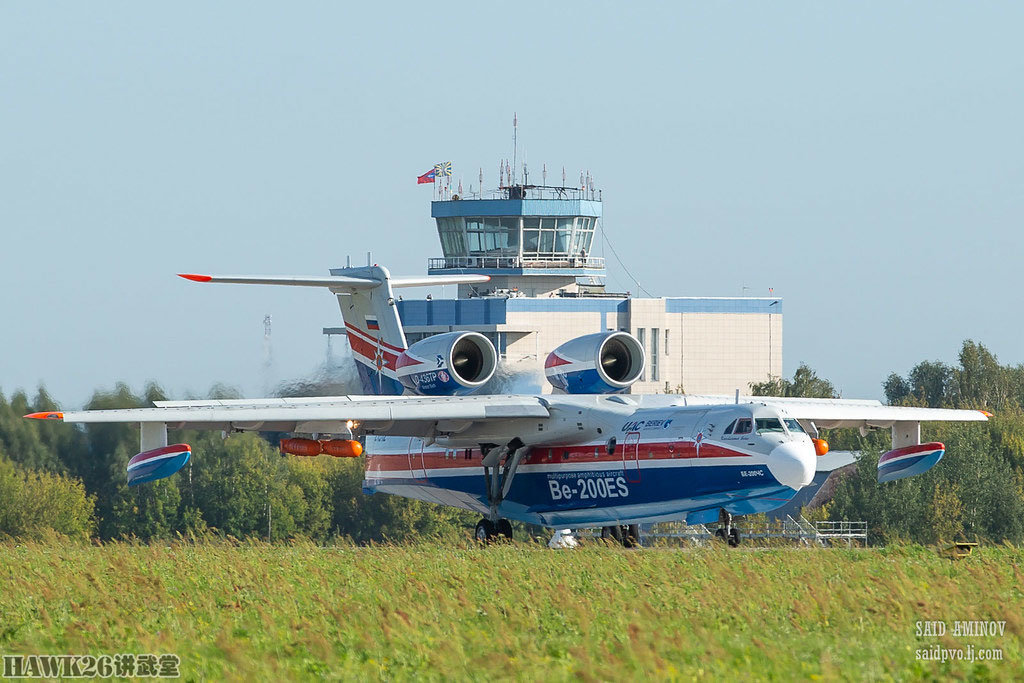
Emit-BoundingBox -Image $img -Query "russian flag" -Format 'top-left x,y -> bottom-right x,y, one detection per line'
366,315 -> 380,331
417,168 -> 437,184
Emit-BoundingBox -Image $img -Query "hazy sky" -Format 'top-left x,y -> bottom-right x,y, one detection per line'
2,2 -> 1022,407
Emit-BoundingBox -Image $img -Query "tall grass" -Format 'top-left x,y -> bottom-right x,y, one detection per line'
1,540 -> 1020,680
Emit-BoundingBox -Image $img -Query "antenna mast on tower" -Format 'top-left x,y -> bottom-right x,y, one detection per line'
512,112 -> 518,185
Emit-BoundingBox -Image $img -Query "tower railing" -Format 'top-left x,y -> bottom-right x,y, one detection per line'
428,256 -> 606,271
454,185 -> 601,201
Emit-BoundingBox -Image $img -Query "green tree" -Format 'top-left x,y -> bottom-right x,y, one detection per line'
0,387 -> 86,473
883,373 -> 911,405
750,363 -> 838,398
908,360 -> 953,407
0,456 -> 95,540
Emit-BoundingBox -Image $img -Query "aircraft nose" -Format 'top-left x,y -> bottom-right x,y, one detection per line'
767,441 -> 816,490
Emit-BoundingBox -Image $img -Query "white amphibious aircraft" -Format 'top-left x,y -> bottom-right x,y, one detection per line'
27,266 -> 988,545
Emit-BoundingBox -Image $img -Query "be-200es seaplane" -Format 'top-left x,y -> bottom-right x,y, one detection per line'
28,266 -> 988,545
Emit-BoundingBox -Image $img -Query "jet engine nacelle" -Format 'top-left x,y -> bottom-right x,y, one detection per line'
545,331 -> 645,394
396,331 -> 497,396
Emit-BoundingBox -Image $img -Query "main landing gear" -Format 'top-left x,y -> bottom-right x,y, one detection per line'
475,438 -> 528,544
715,508 -> 741,547
474,518 -> 514,543
601,524 -> 642,548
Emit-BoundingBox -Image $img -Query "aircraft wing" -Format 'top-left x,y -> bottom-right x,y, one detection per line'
678,394 -> 989,430
754,398 -> 989,430
28,394 -> 550,441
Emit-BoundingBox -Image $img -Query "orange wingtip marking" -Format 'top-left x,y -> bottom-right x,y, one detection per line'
24,411 -> 64,420
980,410 -> 994,417
178,273 -> 212,282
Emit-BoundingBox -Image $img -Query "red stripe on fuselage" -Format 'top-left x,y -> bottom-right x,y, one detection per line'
365,440 -> 751,473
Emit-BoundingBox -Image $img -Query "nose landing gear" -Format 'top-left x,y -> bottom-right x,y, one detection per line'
715,509 -> 741,547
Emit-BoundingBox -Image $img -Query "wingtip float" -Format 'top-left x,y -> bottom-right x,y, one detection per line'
877,442 -> 945,483
177,273 -> 212,282
126,444 -> 192,486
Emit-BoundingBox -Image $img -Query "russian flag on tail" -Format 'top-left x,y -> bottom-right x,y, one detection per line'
366,315 -> 380,331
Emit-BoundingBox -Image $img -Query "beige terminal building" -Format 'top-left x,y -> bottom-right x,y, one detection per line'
332,183 -> 782,394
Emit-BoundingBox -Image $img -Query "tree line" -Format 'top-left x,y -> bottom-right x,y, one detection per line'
2,338 -> 1023,544
0,384 -> 473,543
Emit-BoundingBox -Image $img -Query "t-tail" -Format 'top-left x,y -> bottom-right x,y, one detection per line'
178,266 -> 489,395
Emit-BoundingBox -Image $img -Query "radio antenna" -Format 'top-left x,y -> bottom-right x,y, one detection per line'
512,112 -> 518,185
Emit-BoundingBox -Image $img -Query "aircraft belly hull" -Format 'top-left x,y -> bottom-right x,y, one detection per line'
363,460 -> 799,528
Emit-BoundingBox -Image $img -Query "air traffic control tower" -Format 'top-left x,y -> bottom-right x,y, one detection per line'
383,178 -> 784,395
426,184 -> 606,298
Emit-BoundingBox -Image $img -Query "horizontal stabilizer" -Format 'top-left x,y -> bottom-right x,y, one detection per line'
178,273 -> 489,291
178,274 -> 381,290
390,275 -> 490,288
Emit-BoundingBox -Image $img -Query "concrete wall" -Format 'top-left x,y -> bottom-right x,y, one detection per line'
398,296 -> 783,395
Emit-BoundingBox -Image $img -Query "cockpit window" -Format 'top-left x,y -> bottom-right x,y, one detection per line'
723,419 -> 736,435
784,418 -> 805,434
755,418 -> 785,434
734,418 -> 752,435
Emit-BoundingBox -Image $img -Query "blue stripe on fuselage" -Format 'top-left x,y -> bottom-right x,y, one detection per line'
363,462 -> 797,527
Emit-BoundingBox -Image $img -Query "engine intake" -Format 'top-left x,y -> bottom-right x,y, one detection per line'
396,331 -> 497,396
545,331 -> 645,394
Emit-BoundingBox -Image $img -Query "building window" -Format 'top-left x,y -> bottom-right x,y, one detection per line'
664,329 -> 670,357
462,216 -> 520,257
637,328 -> 646,381
651,328 -> 660,381
521,216 -> 596,259
437,217 -> 467,256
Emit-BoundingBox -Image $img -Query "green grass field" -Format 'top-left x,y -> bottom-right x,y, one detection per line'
1,540 -> 1021,681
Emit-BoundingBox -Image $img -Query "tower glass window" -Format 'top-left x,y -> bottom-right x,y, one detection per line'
463,216 -> 519,257
438,217 -> 466,256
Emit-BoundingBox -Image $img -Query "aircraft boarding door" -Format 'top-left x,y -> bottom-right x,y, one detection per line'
623,432 -> 641,483
407,438 -> 427,481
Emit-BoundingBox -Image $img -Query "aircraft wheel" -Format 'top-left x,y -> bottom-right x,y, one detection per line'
496,519 -> 513,540
728,527 -> 741,547
623,524 -> 642,548
475,519 -> 496,543
600,525 -> 623,544
714,527 -> 728,543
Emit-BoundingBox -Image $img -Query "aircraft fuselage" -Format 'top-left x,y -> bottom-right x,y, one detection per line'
363,400 -> 817,528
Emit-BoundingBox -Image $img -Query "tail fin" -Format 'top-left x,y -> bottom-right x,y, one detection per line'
178,267 -> 488,395
330,265 -> 407,395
